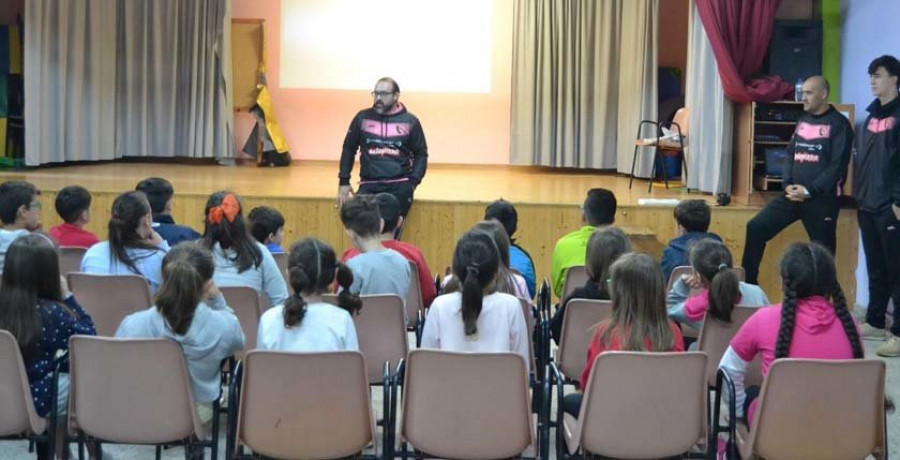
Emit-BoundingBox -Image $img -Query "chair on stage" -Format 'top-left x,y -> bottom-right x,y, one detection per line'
630,107 -> 689,192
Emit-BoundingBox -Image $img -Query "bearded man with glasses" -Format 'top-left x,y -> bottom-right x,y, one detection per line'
337,77 -> 428,221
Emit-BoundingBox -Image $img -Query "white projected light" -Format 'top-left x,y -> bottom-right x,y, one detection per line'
280,0 -> 493,92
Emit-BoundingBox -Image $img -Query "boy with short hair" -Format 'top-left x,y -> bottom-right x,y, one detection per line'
485,199 -> 536,299
342,193 -> 436,308
340,195 -> 411,318
0,180 -> 42,268
135,177 -> 200,246
248,206 -> 286,254
660,199 -> 721,283
49,185 -> 100,248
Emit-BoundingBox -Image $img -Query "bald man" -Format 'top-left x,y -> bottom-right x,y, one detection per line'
742,76 -> 854,284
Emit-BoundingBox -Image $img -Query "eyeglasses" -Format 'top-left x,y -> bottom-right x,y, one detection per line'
371,91 -> 396,98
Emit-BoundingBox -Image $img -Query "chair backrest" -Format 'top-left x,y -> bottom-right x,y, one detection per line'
220,286 -> 262,350
575,352 -> 707,458
561,265 -> 589,301
67,273 -> 153,336
672,107 -> 690,136
747,359 -> 886,460
58,247 -> 87,277
402,350 -> 532,459
517,297 -> 536,373
405,259 -> 423,328
350,294 -> 408,384
237,350 -> 375,459
68,336 -> 203,444
272,252 -> 288,286
557,299 -> 612,380
0,330 -> 46,437
697,306 -> 761,387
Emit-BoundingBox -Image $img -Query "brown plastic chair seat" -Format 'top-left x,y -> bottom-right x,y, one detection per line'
0,330 -> 49,439
220,286 -> 262,351
58,246 -> 87,277
401,350 -> 533,459
555,299 -> 612,381
235,350 -> 376,459
561,265 -> 589,301
67,273 -> 152,336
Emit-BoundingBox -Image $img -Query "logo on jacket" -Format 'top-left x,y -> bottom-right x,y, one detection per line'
795,122 -> 831,140
794,152 -> 821,163
867,117 -> 897,134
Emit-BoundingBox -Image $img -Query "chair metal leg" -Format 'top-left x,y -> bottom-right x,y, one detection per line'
629,143 -> 641,190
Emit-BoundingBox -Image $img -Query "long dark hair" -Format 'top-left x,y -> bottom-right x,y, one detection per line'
452,230 -> 501,336
471,220 -> 519,296
155,243 -> 215,336
283,238 -> 361,328
690,239 -> 741,322
601,253 -> 675,351
0,233 -> 65,359
201,191 -> 262,273
774,242 -> 863,359
108,191 -> 161,274
585,226 -> 631,297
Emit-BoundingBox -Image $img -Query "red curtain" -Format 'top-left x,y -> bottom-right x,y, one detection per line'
696,0 -> 793,103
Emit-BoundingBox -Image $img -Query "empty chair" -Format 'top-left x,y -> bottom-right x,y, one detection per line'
400,350 -> 533,459
405,259 -> 424,329
231,350 -> 377,460
353,294 -> 409,384
728,359 -> 886,460
559,351 -> 707,458
221,286 -> 262,350
555,299 -> 612,383
697,306 -> 762,388
67,273 -> 152,336
561,265 -> 589,302
0,330 -> 55,459
59,247 -> 87,277
68,336 -> 218,459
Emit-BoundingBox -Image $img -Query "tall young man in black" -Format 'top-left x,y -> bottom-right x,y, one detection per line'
742,76 -> 853,285
854,55 -> 900,356
336,77 -> 428,218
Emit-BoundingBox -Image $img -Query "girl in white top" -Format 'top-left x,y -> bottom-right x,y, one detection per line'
441,220 -> 531,301
422,228 -> 530,373
200,192 -> 288,307
258,238 -> 360,352
81,191 -> 169,293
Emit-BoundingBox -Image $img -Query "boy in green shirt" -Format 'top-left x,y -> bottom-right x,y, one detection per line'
550,188 -> 617,297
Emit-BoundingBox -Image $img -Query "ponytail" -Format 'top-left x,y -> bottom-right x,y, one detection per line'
283,266 -> 311,328
461,265 -> 484,336
708,263 -> 740,322
156,260 -> 205,335
335,262 -> 362,316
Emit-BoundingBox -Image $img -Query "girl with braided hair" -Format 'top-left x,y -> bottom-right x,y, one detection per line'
421,228 -> 530,372
719,242 -> 863,423
257,238 -> 360,352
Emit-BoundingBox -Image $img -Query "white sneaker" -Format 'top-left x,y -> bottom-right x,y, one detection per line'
859,323 -> 887,341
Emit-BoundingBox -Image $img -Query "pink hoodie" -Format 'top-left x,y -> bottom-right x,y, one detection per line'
731,296 -> 862,377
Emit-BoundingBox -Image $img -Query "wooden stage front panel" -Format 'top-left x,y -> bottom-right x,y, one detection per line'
2,161 -> 859,302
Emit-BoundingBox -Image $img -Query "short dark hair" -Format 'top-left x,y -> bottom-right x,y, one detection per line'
674,199 -> 711,233
869,55 -> 900,89
374,193 -> 402,233
484,199 -> 518,239
583,188 -> 617,226
340,195 -> 381,238
377,77 -> 400,93
135,177 -> 174,215
0,180 -> 39,225
55,185 -> 92,223
248,206 -> 285,244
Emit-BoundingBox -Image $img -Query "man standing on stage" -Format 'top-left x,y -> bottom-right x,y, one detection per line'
337,77 -> 428,217
854,55 -> 900,356
742,76 -> 853,285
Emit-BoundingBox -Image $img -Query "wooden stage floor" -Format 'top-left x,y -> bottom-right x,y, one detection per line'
0,160 -> 859,301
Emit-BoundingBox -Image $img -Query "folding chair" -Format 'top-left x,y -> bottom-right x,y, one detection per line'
67,273 -> 152,336
717,359 -> 887,460
554,299 -> 613,383
220,286 -> 262,351
228,351 -> 380,460
0,330 -> 60,459
397,350 -> 535,459
630,107 -> 690,192
58,247 -> 87,278
560,265 -> 589,302
554,351 -> 707,459
68,336 -> 219,460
